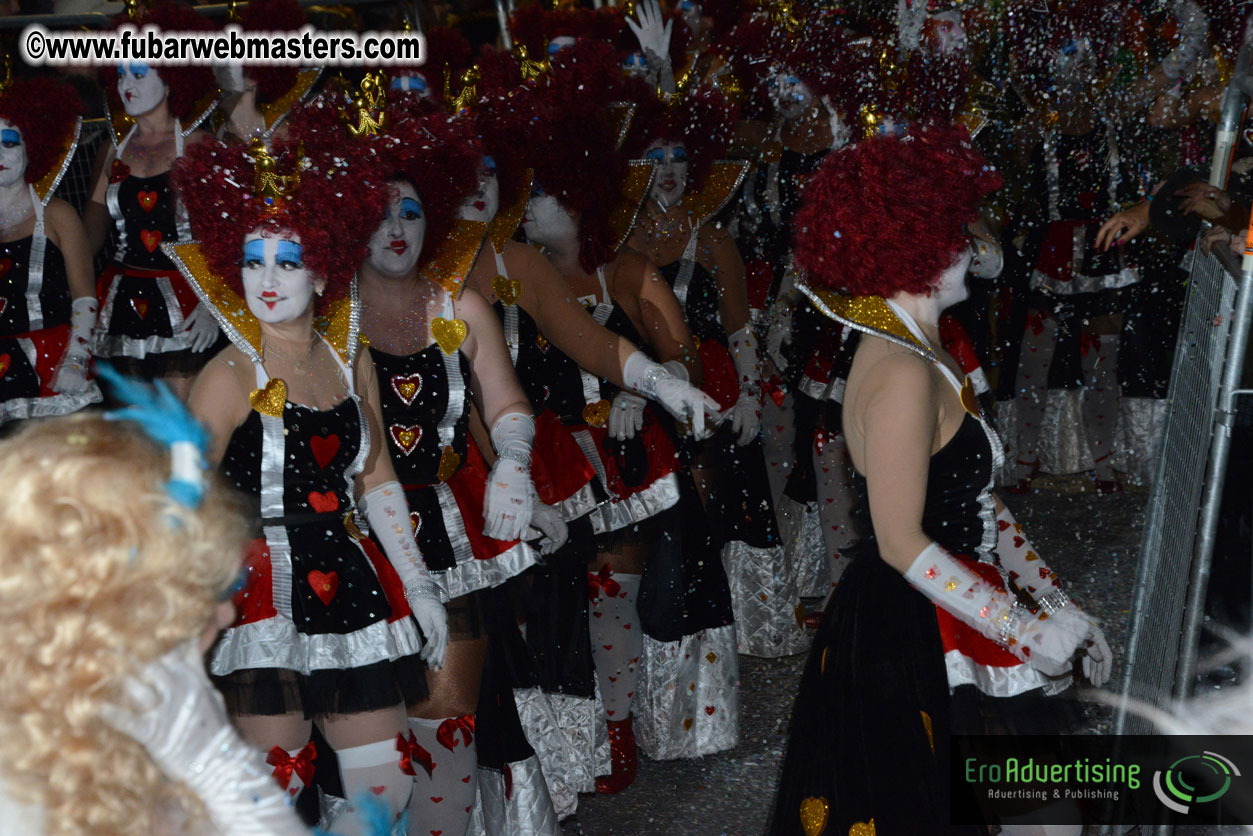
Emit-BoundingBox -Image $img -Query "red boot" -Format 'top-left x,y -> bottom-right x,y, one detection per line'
596,717 -> 638,794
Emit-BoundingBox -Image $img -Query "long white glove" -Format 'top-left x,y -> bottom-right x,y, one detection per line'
359,481 -> 449,670
609,390 -> 647,440
904,542 -> 1109,684
1161,0 -> 1208,81
994,507 -> 1112,686
484,412 -> 536,541
182,303 -> 221,353
526,503 -> 569,555
627,0 -> 673,91
51,296 -> 97,394
100,640 -> 309,836
622,351 -> 719,440
727,325 -> 762,447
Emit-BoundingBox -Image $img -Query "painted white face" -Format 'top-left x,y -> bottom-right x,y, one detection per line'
645,141 -> 689,207
458,156 -> 500,223
214,63 -> 248,95
927,10 -> 968,56
0,119 -> 28,190
116,62 -> 168,117
769,70 -> 813,121
677,0 -> 702,35
547,36 -> 577,59
390,74 -> 433,98
1053,37 -> 1095,91
622,52 -> 649,77
241,231 -> 318,323
367,181 -> 426,277
522,190 -> 578,249
932,244 -> 974,311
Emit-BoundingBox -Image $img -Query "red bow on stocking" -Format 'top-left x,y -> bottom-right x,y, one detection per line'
587,565 -> 621,601
761,375 -> 787,408
265,741 -> 317,790
396,731 -> 435,777
437,715 -> 476,751
1079,333 -> 1102,357
1025,312 -> 1048,337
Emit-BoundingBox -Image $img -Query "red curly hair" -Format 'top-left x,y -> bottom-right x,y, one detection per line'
285,87 -> 479,263
239,0 -> 306,104
0,77 -> 81,186
474,46 -> 544,209
792,123 -> 1001,297
385,25 -> 473,100
97,2 -> 217,124
172,138 -> 387,313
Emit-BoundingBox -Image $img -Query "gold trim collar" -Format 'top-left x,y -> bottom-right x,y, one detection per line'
796,281 -> 934,362
608,161 -> 656,255
681,160 -> 749,227
424,219 -> 488,297
487,168 -> 532,253
261,68 -> 323,134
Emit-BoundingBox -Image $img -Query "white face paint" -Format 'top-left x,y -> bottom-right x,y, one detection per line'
458,156 -> 500,223
116,62 -> 168,117
548,36 -> 577,59
1053,37 -> 1095,92
677,0 -> 702,35
645,141 -> 689,207
241,231 -> 319,323
390,74 -> 433,98
0,119 -> 28,190
931,243 -> 974,311
622,52 -> 650,77
769,70 -> 814,122
366,181 -> 426,277
522,191 -> 578,249
927,10 -> 968,56
214,63 -> 248,95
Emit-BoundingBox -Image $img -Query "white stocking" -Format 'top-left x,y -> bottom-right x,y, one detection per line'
813,428 -> 856,595
588,571 -> 643,722
329,737 -> 415,836
406,715 -> 477,836
1014,314 -> 1058,480
1080,333 -> 1119,481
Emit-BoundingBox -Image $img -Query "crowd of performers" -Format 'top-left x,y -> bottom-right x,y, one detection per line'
1,0 -> 1251,833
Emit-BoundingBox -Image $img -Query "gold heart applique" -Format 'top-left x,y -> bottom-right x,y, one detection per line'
437,446 -> 462,482
249,378 -> 287,417
848,819 -> 876,836
582,399 -> 611,427
431,317 -> 467,355
799,797 -> 829,836
493,274 -> 522,306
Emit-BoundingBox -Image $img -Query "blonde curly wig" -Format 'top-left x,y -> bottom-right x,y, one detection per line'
0,414 -> 251,836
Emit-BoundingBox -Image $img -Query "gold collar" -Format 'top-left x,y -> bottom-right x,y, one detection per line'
608,161 -> 656,254
795,282 -> 934,362
680,160 -> 749,227
424,219 -> 488,297
487,168 -> 532,253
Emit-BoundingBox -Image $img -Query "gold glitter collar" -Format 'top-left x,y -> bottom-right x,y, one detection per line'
261,68 -> 322,134
681,160 -> 749,227
796,282 -> 934,361
487,168 -> 532,253
610,101 -> 636,152
424,219 -> 488,297
608,161 -> 656,254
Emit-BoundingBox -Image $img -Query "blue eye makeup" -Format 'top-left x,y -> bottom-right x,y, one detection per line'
400,196 -> 423,220
243,239 -> 266,266
532,183 -> 547,198
672,147 -> 687,161
275,239 -> 304,267
0,129 -> 20,147
645,148 -> 666,163
483,156 -> 497,173
390,75 -> 428,94
784,74 -> 800,86
548,41 -> 565,58
130,62 -> 150,79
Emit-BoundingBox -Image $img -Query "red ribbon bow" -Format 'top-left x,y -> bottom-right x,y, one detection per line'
761,375 -> 787,409
437,715 -> 476,751
1079,333 -> 1102,357
587,565 -> 621,601
396,731 -> 435,777
266,741 -> 317,790
1025,312 -> 1048,337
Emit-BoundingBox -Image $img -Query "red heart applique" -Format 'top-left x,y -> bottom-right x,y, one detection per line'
109,159 -> 130,183
136,190 -> 158,212
390,373 -> 423,406
389,424 -> 422,456
0,258 -> 10,279
130,298 -> 149,319
603,644 -> 613,650
310,434 -> 340,469
997,519 -> 1011,532
370,786 -> 386,796
460,776 -> 471,784
0,353 -> 10,377
308,491 -> 339,513
140,229 -> 162,253
705,706 -> 716,716
1013,536 -> 1025,549
308,570 -> 339,606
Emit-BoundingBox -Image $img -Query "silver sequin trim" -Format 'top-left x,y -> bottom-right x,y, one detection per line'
475,754 -> 560,836
721,540 -> 808,657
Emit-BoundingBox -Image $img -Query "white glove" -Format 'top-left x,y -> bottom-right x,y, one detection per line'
904,542 -> 1097,679
821,96 -> 851,151
1161,0 -> 1208,81
51,296 -> 97,395
100,640 -> 308,836
626,0 -> 672,72
484,412 -> 537,541
727,326 -> 762,447
359,481 -> 449,670
526,503 -> 569,555
609,391 -> 647,440
182,303 -> 220,354
622,351 -> 719,440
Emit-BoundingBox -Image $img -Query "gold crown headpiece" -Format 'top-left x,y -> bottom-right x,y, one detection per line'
0,54 -> 12,94
250,139 -> 302,215
340,72 -> 388,137
516,43 -> 551,86
769,0 -> 802,34
444,65 -> 480,115
123,0 -> 147,24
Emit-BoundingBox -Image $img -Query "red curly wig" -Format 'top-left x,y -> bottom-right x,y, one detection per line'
239,0 -> 306,104
172,137 -> 387,312
623,81 -> 738,189
97,2 -> 217,123
0,77 -> 82,186
792,123 -> 1001,297
510,5 -> 623,56
385,25 -> 473,100
285,85 -> 479,263
474,46 -> 544,208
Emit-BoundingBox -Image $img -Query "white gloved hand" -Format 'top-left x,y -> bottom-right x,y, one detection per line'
182,303 -> 220,354
727,326 -> 763,446
609,390 -> 647,440
821,96 -> 851,151
526,503 -> 569,555
727,390 -> 761,446
626,0 -> 672,70
905,542 -> 1090,678
1161,0 -> 1207,80
51,296 -> 97,395
622,351 -> 719,440
484,412 -> 537,541
359,481 -> 449,670
100,640 -> 308,836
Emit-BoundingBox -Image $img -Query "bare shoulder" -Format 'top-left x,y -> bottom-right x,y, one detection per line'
188,347 -> 251,420
504,240 -> 550,271
848,338 -> 937,413
454,285 -> 493,322
43,198 -> 85,235
184,128 -> 213,148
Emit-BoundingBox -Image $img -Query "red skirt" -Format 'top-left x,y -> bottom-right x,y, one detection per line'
530,409 -> 602,522
0,323 -> 102,423
95,263 -> 203,359
572,406 -> 680,534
